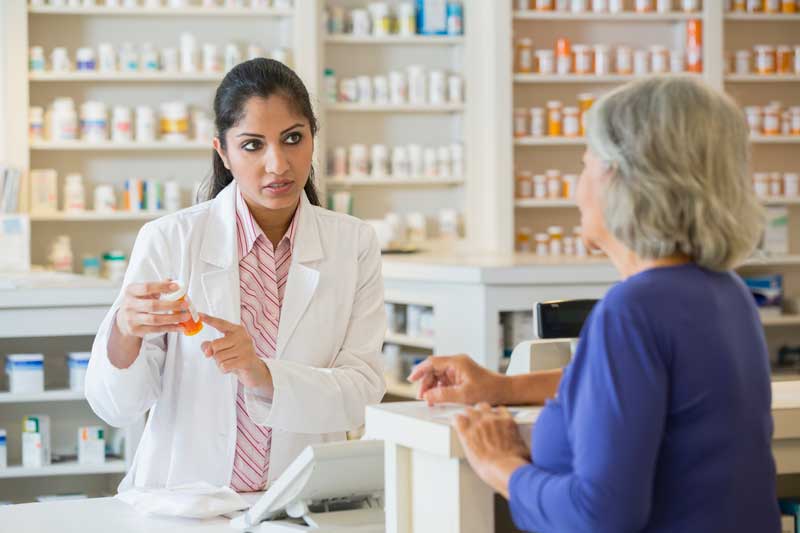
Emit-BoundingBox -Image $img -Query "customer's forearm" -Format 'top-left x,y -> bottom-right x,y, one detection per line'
496,369 -> 563,405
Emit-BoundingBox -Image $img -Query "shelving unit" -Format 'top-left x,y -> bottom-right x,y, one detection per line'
0,389 -> 85,404
28,211 -> 170,222
385,332 -> 435,350
324,35 -> 464,45
326,176 -> 464,188
29,72 -> 226,82
27,5 -> 293,17
326,103 -> 464,113
0,461 -> 127,480
512,10 -> 700,21
30,140 -> 212,151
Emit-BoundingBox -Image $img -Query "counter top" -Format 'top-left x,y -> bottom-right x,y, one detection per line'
0,497 -> 230,533
0,272 -> 119,308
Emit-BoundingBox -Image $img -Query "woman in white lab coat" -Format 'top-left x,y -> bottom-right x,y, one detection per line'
86,58 -> 386,492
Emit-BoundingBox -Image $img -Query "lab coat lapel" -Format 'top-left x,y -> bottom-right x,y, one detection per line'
199,182 -> 240,324
275,192 -> 324,358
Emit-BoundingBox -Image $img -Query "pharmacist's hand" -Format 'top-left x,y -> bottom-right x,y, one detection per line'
199,313 -> 273,394
115,280 -> 191,338
454,403 -> 531,499
408,354 -> 503,406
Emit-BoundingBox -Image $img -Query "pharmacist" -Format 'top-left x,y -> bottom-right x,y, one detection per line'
86,58 -> 386,492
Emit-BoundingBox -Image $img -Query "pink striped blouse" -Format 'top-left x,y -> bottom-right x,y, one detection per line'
230,188 -> 299,492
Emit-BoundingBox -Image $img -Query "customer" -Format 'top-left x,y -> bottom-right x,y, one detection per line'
409,76 -> 780,532
87,59 -> 386,493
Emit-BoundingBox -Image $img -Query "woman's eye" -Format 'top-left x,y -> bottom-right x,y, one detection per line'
285,132 -> 302,145
242,140 -> 261,151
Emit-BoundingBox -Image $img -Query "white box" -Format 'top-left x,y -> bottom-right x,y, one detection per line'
5,354 -> 44,394
22,415 -> 51,468
763,207 -> 789,255
29,169 -> 58,214
67,352 -> 91,392
77,426 -> 105,465
0,215 -> 31,273
0,429 -> 7,468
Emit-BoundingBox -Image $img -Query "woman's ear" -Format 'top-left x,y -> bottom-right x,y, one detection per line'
213,137 -> 231,170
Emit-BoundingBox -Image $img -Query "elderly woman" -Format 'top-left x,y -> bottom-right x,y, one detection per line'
409,76 -> 780,532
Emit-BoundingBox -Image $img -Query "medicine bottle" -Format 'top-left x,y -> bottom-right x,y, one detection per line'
546,101 -> 563,136
161,282 -> 203,336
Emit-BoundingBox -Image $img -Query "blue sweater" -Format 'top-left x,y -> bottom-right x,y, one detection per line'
509,264 -> 780,532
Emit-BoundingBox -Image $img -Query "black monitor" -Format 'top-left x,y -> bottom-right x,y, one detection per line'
535,299 -> 598,339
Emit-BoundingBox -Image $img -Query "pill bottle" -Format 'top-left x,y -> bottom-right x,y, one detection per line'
161,282 -> 203,336
776,46 -> 792,74
517,38 -> 535,73
546,170 -> 563,198
763,105 -> 780,135
593,45 -> 610,75
548,226 -> 564,256
517,228 -> 533,253
160,101 -> 189,142
547,101 -> 563,136
556,38 -> 572,75
76,48 -> 96,71
112,106 -> 132,142
572,44 -> 592,74
49,97 -> 78,141
530,107 -> 545,137
536,50 -> 555,74
735,50 -> 751,74
514,108 -> 530,138
534,233 -> 549,256
533,174 -> 547,198
754,45 -> 776,75
29,46 -> 46,72
578,93 -> 594,136
563,107 -> 580,137
80,101 -> 108,142
744,106 -> 762,134
516,171 -> 534,198
29,107 -> 45,142
616,45 -> 633,74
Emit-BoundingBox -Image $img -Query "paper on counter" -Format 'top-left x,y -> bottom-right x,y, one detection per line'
116,481 -> 250,519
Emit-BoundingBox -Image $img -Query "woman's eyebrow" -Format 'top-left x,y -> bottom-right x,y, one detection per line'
281,123 -> 304,134
235,132 -> 265,138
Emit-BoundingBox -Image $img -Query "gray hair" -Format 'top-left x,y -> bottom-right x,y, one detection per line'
585,75 -> 763,271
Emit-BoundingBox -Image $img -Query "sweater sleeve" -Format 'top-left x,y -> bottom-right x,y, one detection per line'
508,302 -> 668,533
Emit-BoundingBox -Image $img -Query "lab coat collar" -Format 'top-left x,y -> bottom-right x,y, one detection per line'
199,181 -> 324,269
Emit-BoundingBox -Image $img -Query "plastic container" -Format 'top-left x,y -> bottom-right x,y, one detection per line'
160,102 -> 189,142
80,101 -> 108,142
735,50 -> 751,74
791,106 -> 800,135
754,172 -> 769,197
547,101 -> 563,137
763,105 -> 781,135
686,20 -> 702,73
533,174 -> 547,199
517,38 -> 534,73
563,173 -> 579,198
78,427 -> 105,465
51,47 -> 70,72
119,42 -> 139,72
635,0 -> 653,12
351,9 -> 371,35
224,43 -> 241,72
76,47 -> 96,71
423,148 -> 438,177
447,75 -> 464,104
111,106 -> 132,143
616,46 -> 633,75
535,50 -> 555,74
180,33 -> 197,73
371,144 -> 390,178
784,173 -> 799,197
0,429 -> 6,469
516,228 -> 532,253
48,97 -> 78,141
593,45 -> 610,75
556,38 -> 572,75
397,2 -> 417,35
64,173 -> 86,212
755,45 -> 777,75
516,170 -> 534,198
530,107 -> 545,137
534,233 -> 548,256
578,93 -> 594,136
22,415 -> 51,468
634,49 -> 649,75
68,352 -> 91,392
202,43 -> 220,73
546,169 -> 563,198
349,144 -> 369,177
514,108 -> 529,138
98,43 -> 116,72
572,45 -> 592,74
161,282 -> 203,336
141,43 -> 159,71
49,236 -> 73,273
429,70 -> 447,105
548,226 -> 564,256
657,0 -> 672,12
165,181 -> 181,211
135,106 -> 156,142
5,354 -> 45,394
745,106 -> 762,134
776,46 -> 792,75
446,1 -> 463,36
102,251 -> 127,283
795,46 -> 800,75
563,107 -> 580,137
29,46 -> 45,72
392,146 -> 411,178
650,45 -> 668,73
29,106 -> 45,142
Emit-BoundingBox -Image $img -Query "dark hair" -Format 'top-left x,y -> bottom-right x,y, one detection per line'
206,58 -> 321,206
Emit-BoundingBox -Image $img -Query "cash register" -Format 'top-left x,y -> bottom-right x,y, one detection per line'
505,299 -> 597,375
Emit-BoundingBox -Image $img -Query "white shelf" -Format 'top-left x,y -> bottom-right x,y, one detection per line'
726,74 -> 800,83
0,389 -> 84,404
30,140 -> 212,151
29,211 -> 171,222
725,13 -> 800,21
741,254 -> 800,267
28,6 -> 292,17
383,374 -> 418,400
514,73 -> 640,83
0,460 -> 126,480
513,10 -> 700,21
761,314 -> 800,327
326,103 -> 464,113
29,71 -> 224,82
327,177 -> 464,188
385,332 -> 435,350
325,34 -> 464,45
750,135 -> 800,144
514,136 -> 585,146
515,198 -> 577,208
761,196 -> 800,206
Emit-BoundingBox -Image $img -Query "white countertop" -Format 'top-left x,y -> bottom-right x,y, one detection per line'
0,272 -> 119,308
0,497 -> 231,533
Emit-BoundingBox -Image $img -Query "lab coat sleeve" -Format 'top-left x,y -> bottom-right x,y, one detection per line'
507,304 -> 668,533
244,224 -> 387,434
85,221 -> 172,428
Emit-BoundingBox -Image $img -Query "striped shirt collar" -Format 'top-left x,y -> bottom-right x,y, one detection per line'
235,186 -> 300,258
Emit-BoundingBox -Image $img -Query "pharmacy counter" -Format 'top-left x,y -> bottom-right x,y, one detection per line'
366,380 -> 800,533
0,497 -> 230,533
381,251 -> 619,371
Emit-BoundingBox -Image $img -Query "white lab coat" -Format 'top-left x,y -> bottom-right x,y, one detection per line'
86,182 -> 386,491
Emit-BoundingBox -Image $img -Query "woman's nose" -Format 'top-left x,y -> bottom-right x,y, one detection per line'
264,144 -> 289,175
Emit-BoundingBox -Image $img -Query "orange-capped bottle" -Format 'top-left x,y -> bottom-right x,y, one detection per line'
686,20 -> 702,73
161,281 -> 203,336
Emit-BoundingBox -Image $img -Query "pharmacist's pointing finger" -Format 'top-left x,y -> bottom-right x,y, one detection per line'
199,313 -> 236,334
127,280 -> 179,298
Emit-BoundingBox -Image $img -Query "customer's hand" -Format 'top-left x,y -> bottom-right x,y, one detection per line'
115,280 -> 191,338
200,313 -> 273,396
454,403 -> 531,499
408,354 -> 505,406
